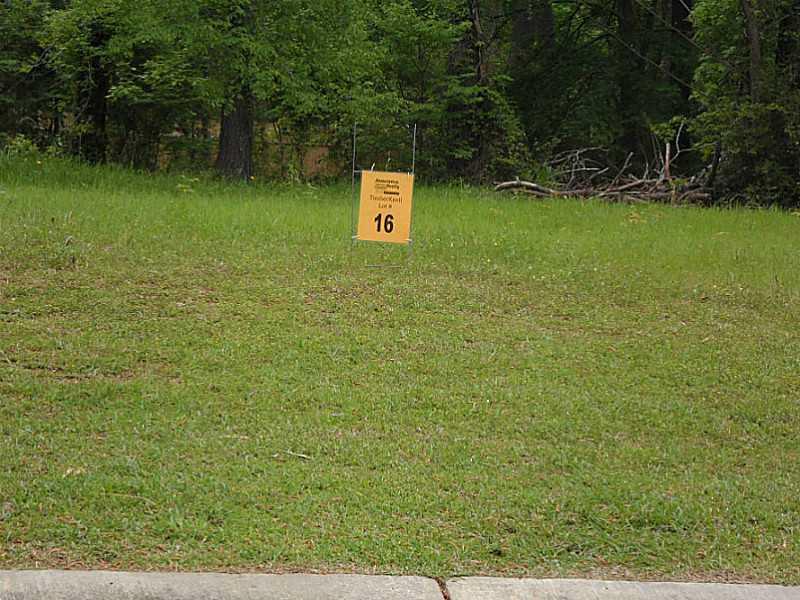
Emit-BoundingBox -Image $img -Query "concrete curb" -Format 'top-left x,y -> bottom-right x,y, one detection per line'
446,577 -> 800,600
3,571 -> 800,600
0,571 -> 442,600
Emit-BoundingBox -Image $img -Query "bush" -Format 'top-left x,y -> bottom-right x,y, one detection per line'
2,134 -> 40,159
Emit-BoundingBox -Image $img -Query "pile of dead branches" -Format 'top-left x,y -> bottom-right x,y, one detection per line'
495,124 -> 720,204
494,175 -> 712,204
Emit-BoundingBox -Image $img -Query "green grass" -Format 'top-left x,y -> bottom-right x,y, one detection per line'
1,156 -> 799,582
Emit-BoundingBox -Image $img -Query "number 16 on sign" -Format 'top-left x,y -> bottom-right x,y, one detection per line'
357,171 -> 414,245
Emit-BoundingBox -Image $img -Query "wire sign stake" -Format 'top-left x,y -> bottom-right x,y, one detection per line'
351,124 -> 417,251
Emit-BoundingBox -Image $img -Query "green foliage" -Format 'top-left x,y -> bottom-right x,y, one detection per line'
1,0 -> 798,202
348,0 -> 469,178
0,0 -> 60,146
692,0 -> 800,206
352,0 -> 529,181
2,135 -> 40,159
692,101 -> 800,206
439,83 -> 532,181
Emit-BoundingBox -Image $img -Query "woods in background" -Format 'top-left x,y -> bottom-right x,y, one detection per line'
1,0 -> 798,206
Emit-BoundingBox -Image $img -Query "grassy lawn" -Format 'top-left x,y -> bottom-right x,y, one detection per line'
1,156 -> 799,583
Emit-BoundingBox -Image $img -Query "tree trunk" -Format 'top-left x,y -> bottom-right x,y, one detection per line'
615,0 -> 644,156
469,0 -> 488,85
658,0 -> 674,83
80,24 -> 111,163
740,0 -> 763,102
672,0 -> 694,101
466,0 -> 490,179
672,0 -> 692,33
510,0 -> 555,68
215,91 -> 254,180
776,2 -> 799,86
533,0 -> 556,51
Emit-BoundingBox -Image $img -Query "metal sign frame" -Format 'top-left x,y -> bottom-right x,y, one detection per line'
350,123 -> 418,259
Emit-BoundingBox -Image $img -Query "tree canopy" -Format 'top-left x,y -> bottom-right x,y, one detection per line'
1,0 -> 798,205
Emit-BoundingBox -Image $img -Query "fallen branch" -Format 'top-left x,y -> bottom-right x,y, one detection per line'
494,177 -> 711,204
494,180 -> 558,196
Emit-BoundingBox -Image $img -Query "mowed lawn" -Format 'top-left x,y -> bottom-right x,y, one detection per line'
1,157 -> 799,582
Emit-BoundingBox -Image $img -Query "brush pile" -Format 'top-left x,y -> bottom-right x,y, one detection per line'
494,175 -> 712,204
495,126 -> 720,204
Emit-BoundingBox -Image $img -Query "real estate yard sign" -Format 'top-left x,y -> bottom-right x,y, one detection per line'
356,171 -> 414,245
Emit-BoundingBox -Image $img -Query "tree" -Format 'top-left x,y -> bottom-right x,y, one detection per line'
2,0 -> 797,205
40,0 -> 205,167
186,0 -> 379,180
693,0 -> 800,205
0,1 -> 62,147
739,0 -> 764,102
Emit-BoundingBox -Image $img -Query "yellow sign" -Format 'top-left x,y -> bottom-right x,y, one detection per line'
357,171 -> 414,245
